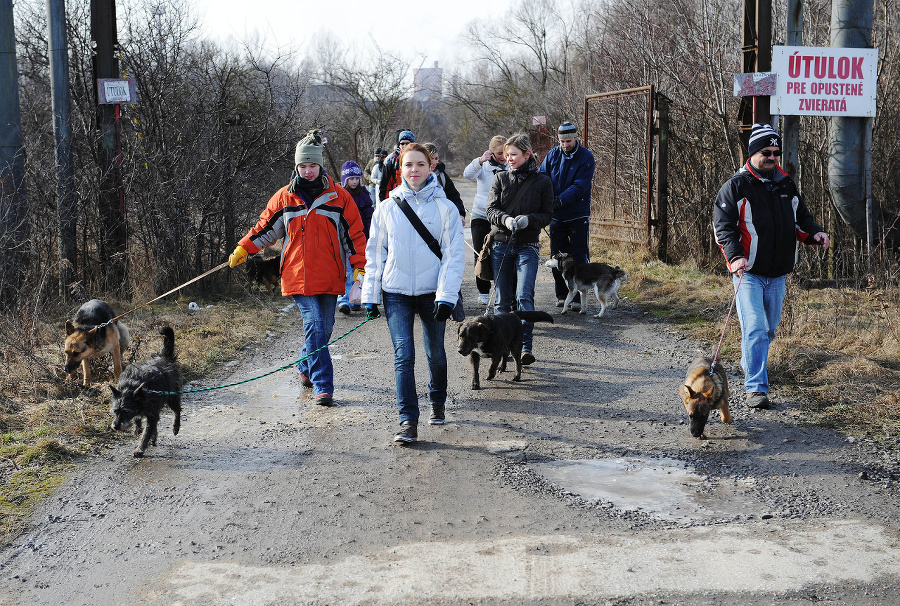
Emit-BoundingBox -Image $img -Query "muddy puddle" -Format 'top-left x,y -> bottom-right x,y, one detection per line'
532,456 -> 760,523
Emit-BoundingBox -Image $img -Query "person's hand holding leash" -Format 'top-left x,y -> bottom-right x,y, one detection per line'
514,215 -> 529,230
504,217 -> 516,231
433,302 -> 453,322
812,231 -> 830,250
730,257 -> 748,278
229,246 -> 249,268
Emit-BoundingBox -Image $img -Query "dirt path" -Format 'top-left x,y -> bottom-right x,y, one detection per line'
2,181 -> 899,605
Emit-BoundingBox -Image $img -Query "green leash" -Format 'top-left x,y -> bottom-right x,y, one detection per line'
145,316 -> 375,395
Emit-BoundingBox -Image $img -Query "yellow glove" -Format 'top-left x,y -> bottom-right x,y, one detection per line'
353,268 -> 365,282
229,245 -> 249,268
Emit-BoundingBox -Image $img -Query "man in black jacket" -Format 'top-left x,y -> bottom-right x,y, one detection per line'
713,123 -> 830,410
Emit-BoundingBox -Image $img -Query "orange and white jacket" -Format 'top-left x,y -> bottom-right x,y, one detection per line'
239,175 -> 367,296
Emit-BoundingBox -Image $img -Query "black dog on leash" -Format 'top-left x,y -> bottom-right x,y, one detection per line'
110,326 -> 182,458
457,310 -> 554,389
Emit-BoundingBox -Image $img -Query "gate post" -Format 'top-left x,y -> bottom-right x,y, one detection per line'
655,94 -> 670,262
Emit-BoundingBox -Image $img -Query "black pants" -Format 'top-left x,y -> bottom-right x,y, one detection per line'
470,218 -> 492,295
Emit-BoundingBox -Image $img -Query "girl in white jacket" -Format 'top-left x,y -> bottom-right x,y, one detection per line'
463,135 -> 508,303
362,144 -> 465,444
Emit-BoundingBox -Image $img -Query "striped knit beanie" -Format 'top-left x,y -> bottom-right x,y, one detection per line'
748,123 -> 781,157
557,121 -> 578,138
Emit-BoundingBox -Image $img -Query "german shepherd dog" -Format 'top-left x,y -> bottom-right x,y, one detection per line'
110,327 -> 182,457
64,299 -> 131,387
457,310 -> 554,390
545,253 -> 627,318
245,256 -> 281,295
679,357 -> 733,438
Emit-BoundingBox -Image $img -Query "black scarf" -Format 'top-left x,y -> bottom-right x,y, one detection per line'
287,169 -> 328,203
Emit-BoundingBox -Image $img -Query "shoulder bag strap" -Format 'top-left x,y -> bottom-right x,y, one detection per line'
395,196 -> 442,260
501,176 -> 535,216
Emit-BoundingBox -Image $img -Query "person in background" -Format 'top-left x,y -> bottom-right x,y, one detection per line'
538,121 -> 596,309
422,142 -> 466,222
228,130 -> 367,407
337,160 -> 375,315
713,123 -> 830,410
463,135 -> 508,305
370,148 -> 386,203
363,147 -> 384,203
486,133 -> 554,366
379,130 -> 416,202
361,143 -> 465,444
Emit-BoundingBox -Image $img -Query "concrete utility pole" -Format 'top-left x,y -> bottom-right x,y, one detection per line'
0,0 -> 29,304
781,0 -> 802,180
48,0 -> 77,298
91,0 -> 127,292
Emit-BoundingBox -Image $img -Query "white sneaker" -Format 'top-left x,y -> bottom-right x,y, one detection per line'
478,293 -> 490,305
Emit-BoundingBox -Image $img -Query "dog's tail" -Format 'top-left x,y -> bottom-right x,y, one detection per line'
117,322 -> 131,352
513,310 -> 554,324
159,326 -> 176,359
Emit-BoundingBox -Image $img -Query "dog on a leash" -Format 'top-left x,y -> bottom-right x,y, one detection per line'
245,256 -> 281,295
457,310 -> 554,390
545,253 -> 626,318
679,357 -> 732,439
110,326 -> 182,457
64,299 -> 131,387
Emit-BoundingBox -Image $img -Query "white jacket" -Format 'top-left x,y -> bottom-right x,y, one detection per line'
463,157 -> 508,220
362,176 -> 465,304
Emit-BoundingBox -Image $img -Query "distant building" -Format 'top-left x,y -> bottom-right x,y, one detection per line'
413,61 -> 443,105
306,83 -> 345,104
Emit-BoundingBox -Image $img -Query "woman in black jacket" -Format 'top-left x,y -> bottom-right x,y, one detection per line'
486,133 -> 554,365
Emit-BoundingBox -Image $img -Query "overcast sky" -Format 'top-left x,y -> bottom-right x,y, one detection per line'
190,0 -> 505,68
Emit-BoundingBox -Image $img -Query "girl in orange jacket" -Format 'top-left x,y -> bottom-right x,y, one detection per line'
229,130 -> 367,406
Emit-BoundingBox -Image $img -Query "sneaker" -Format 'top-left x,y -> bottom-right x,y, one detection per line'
478,293 -> 491,305
429,405 -> 445,425
298,372 -> 313,388
315,393 -> 334,406
521,352 -> 536,366
394,420 -> 418,443
746,392 -> 770,409
338,304 -> 351,315
555,299 -> 565,308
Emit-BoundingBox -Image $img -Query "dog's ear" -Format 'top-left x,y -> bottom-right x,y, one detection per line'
682,384 -> 696,398
110,384 -> 120,398
702,387 -> 715,399
65,320 -> 76,335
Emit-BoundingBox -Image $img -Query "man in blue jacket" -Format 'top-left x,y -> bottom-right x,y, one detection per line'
539,121 -> 596,307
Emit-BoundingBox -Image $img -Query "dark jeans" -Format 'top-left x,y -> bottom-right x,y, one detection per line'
549,218 -> 590,300
491,241 -> 540,352
470,218 -> 492,295
383,291 -> 447,424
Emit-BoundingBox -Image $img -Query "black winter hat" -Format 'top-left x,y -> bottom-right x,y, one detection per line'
748,123 -> 781,157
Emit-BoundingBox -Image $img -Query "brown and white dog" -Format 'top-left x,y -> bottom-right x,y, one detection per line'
679,357 -> 732,438
545,253 -> 626,318
63,299 -> 130,387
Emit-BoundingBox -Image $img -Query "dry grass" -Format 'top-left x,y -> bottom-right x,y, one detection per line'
0,292 -> 285,541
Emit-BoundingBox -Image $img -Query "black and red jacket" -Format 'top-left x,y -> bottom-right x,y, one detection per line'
713,160 -> 823,278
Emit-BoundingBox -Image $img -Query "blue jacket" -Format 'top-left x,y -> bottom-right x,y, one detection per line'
538,142 -> 595,222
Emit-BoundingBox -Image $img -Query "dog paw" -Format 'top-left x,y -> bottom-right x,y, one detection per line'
133,450 -> 144,458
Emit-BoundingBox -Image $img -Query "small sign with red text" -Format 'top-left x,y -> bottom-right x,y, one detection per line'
733,72 -> 777,97
771,46 -> 877,117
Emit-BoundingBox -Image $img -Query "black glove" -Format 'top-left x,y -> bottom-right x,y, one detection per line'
433,302 -> 453,322
365,304 -> 380,320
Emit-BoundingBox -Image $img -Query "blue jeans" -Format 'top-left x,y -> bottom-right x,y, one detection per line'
549,218 -> 590,300
292,294 -> 337,396
733,273 -> 786,394
383,291 -> 447,424
337,253 -> 358,310
491,241 -> 540,351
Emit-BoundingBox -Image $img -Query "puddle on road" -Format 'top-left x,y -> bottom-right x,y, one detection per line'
532,457 -> 758,523
332,352 -> 378,360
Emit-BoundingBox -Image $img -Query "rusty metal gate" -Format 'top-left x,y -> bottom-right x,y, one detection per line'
584,86 -> 667,257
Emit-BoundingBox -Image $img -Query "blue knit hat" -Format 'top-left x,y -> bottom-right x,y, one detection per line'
398,130 -> 416,143
748,123 -> 781,157
341,161 -> 363,187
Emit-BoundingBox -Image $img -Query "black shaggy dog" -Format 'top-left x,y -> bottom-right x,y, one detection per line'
110,326 -> 182,457
457,310 -> 554,389
245,256 -> 281,295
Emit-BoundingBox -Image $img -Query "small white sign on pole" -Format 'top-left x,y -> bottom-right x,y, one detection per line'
771,46 -> 877,117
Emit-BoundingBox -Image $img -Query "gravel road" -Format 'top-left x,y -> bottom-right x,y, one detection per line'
1,181 -> 899,605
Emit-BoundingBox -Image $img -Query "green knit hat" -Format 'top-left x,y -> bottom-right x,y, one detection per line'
295,129 -> 324,166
